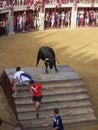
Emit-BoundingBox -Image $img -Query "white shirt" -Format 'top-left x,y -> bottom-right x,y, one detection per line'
14,71 -> 30,82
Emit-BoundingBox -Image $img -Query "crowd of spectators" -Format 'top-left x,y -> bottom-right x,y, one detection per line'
44,9 -> 71,29
76,9 -> 98,27
0,0 -> 98,9
0,17 -> 9,36
0,9 -> 40,36
0,8 -> 98,36
0,0 -> 40,8
44,8 -> 98,29
0,0 -> 98,36
13,10 -> 40,33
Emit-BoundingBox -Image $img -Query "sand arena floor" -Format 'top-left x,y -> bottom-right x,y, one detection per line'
0,28 -> 98,130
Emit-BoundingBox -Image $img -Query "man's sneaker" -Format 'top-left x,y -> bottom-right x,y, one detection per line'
36,114 -> 39,119
12,93 -> 18,97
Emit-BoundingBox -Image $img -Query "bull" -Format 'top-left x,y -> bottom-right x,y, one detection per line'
36,46 -> 58,73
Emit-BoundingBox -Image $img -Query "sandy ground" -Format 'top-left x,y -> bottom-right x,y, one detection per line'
0,28 -> 98,130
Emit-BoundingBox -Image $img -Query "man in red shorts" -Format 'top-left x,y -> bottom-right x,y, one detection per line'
29,80 -> 52,119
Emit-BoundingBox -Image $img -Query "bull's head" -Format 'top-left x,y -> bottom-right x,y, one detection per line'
49,60 -> 54,69
44,58 -> 54,69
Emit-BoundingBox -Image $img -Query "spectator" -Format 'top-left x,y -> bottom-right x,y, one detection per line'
47,108 -> 64,130
36,13 -> 40,30
0,0 -> 2,8
51,12 -> 55,28
22,13 -> 26,32
19,14 -> 23,32
61,11 -> 65,28
56,12 -> 61,28
45,12 -> 49,29
12,66 -> 32,97
13,16 -> 17,32
29,80 -> 52,119
16,14 -> 20,32
0,20 -> 2,36
5,18 -> 9,35
53,108 -> 64,130
2,0 -> 7,8
2,18 -> 6,35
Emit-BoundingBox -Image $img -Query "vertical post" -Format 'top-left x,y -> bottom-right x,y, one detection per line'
91,0 -> 94,8
8,5 -> 14,35
74,0 -> 77,11
42,0 -> 45,12
39,0 -> 45,30
39,11 -> 45,30
71,1 -> 77,28
54,6 -> 57,28
27,5 -> 30,30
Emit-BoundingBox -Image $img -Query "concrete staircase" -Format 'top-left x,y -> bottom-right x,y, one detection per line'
7,65 -> 97,129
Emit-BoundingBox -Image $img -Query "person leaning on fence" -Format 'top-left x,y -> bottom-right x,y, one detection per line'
12,66 -> 32,97
29,80 -> 53,119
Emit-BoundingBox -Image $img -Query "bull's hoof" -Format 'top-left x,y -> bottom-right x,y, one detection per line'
46,71 -> 49,74
55,69 -> 58,73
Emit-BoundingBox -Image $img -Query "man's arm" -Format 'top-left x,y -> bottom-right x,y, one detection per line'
52,126 -> 59,130
29,86 -> 33,94
42,86 -> 53,91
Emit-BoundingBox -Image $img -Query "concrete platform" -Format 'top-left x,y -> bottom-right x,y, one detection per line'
5,65 -> 82,82
1,65 -> 97,129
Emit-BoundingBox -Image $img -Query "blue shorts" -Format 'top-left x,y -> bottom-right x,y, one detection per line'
16,80 -> 30,86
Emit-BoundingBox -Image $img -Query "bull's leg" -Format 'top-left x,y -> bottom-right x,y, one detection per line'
45,62 -> 48,73
36,57 -> 40,67
54,61 -> 58,72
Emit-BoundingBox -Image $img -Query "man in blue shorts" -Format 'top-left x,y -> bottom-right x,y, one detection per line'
12,66 -> 31,97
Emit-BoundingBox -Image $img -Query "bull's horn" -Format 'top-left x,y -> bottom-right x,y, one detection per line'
45,58 -> 49,61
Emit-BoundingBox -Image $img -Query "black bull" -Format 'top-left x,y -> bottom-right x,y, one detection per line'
36,46 -> 58,73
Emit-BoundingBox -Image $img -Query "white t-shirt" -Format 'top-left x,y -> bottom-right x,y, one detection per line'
14,71 -> 30,82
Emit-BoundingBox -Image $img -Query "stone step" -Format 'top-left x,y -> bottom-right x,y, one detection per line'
17,106 -> 94,120
15,93 -> 89,105
18,85 -> 87,95
20,113 -> 96,129
37,71 -> 82,82
41,79 -> 83,85
16,100 -> 92,112
17,80 -> 85,91
5,65 -> 82,83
